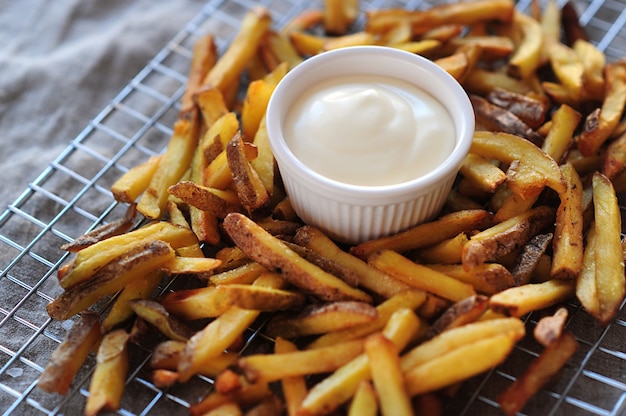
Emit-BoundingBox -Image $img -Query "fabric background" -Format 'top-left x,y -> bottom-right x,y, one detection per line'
0,0 -> 205,209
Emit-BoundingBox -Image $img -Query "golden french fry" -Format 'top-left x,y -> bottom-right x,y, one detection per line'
365,333 -> 413,416
294,225 -> 410,298
460,153 -> 507,193
488,279 -> 575,317
425,294 -> 489,339
200,7 -> 272,95
181,34 -> 217,116
38,312 -> 102,395
48,240 -> 175,320
111,156 -> 162,204
551,163 -> 584,280
508,11 -> 543,79
576,225 -> 600,316
266,301 -> 378,339
574,39 -> 605,101
213,283 -> 306,312
169,181 -> 243,218
350,209 -> 492,260
368,250 -> 476,303
348,381 -> 378,416
137,116 -> 199,219
299,308 -> 421,415
129,299 -> 194,342
195,87 -> 229,127
602,129 -> 626,179
223,213 -> 372,303
591,172 -> 626,325
541,104 -> 581,163
85,329 -> 129,416
427,263 -> 515,295
274,338 -> 308,416
548,42 -> 584,101
578,63 -> 626,156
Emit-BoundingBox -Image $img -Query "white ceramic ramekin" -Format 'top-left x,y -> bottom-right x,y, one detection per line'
266,45 -> 474,244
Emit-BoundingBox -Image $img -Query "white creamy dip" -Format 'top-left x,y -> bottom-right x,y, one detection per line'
283,74 -> 456,186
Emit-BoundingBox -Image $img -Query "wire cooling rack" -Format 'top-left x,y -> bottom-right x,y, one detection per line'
1,0 -> 626,415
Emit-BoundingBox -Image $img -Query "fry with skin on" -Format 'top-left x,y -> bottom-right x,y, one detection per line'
180,33 -> 217,116
85,329 -> 130,416
427,263 -> 515,295
462,205 -> 555,270
350,209 -> 493,260
533,307 -> 569,347
226,132 -> 270,213
38,312 -> 102,395
551,163 -> 584,280
223,213 -> 372,303
129,299 -> 194,342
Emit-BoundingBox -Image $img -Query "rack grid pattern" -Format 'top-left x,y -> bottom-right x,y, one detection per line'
1,0 -> 625,415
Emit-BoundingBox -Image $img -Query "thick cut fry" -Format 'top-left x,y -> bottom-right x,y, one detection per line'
508,11 -> 543,79
471,131 -> 566,196
551,163 -> 584,280
350,209 -> 492,260
129,299 -> 194,342
510,232 -> 553,286
226,132 -> 270,213
541,104 -> 581,163
299,308 -> 421,415
58,221 -> 197,289
212,283 -> 306,312
47,240 -> 175,321
111,155 -> 162,204
177,273 -> 285,382
162,256 -> 222,276
576,226 -> 600,316
365,0 -> 515,36
241,63 -> 287,140
61,205 -> 137,252
200,7 -> 272,95
266,301 -> 378,339
578,63 -> 626,156
488,279 -> 575,317
196,87 -> 229,127
307,290 -> 426,350
275,338 -> 308,416
574,39 -> 605,101
462,206 -> 555,270
414,232 -> 469,265
181,34 -> 217,115
348,381 -> 378,416
548,42 -> 584,101
486,87 -> 547,129
137,117 -> 199,219
471,95 -> 542,144
425,294 -> 489,339
365,333 -> 413,416
38,312 -> 102,395
591,172 -> 625,325
498,331 -> 578,416
169,181 -> 243,218
85,329 -> 129,416
369,250 -> 476,303
294,225 -> 410,299
427,263 -> 515,295
223,213 -> 372,303
405,333 -> 518,396
460,153 -> 507,193
101,270 -> 163,332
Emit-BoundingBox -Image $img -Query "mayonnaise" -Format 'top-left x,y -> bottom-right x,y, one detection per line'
283,74 -> 456,186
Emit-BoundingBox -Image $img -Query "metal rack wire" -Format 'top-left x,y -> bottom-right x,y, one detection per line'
0,0 -> 625,414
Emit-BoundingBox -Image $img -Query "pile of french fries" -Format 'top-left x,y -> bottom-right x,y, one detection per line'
37,0 -> 626,415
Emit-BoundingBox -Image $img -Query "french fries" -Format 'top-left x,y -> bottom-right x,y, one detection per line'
40,1 -> 626,415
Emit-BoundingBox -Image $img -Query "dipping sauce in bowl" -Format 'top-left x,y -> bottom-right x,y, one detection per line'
266,46 -> 474,244
284,74 -> 456,186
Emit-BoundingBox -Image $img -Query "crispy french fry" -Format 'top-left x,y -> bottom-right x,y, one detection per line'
111,156 -> 162,204
365,333 -> 413,416
591,172 -> 625,325
510,232 -> 553,286
425,294 -> 489,339
137,116 -> 200,219
266,301 -> 378,339
541,104 -> 581,163
486,87 -> 547,129
38,312 -> 102,395
169,181 -> 243,218
85,329 -> 129,416
369,250 -> 476,303
200,7 -> 272,95
348,381 -> 378,416
350,209 -> 492,260
578,63 -> 626,156
181,34 -> 217,116
462,205 -> 555,270
489,279 -> 575,317
508,11 -> 543,79
427,263 -> 515,295
460,153 -> 507,193
129,299 -> 194,341
48,240 -> 175,321
223,213 -> 372,303
274,338 -> 308,416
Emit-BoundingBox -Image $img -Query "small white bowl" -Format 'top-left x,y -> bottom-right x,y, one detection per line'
266,45 -> 474,244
